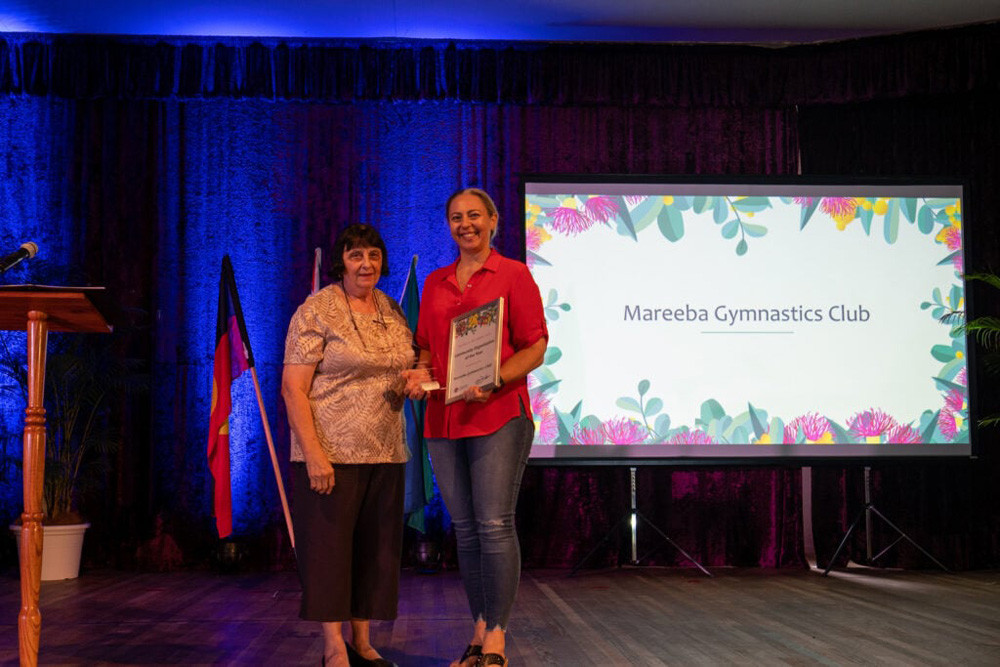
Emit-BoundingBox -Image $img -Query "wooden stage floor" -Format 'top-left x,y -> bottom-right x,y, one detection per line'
2,565 -> 1000,665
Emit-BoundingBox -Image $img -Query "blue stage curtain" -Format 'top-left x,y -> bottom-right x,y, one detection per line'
1,25 -> 997,570
1,25 -> 997,104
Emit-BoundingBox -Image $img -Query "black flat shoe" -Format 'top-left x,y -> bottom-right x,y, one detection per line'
345,642 -> 397,667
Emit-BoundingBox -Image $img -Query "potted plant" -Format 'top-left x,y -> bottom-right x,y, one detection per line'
1,331 -> 145,579
945,272 -> 1000,427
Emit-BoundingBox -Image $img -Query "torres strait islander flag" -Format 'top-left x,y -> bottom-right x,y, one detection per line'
400,255 -> 434,533
207,255 -> 254,538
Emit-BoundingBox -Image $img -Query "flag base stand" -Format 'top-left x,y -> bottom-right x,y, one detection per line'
213,539 -> 249,574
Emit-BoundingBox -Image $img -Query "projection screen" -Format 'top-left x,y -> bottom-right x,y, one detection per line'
523,176 -> 973,462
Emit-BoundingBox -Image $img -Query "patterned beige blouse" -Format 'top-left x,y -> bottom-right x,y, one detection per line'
283,284 -> 414,464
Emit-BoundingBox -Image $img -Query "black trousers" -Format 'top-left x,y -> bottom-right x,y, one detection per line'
292,462 -> 405,621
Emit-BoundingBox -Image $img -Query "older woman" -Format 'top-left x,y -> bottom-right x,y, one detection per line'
404,188 -> 548,667
282,223 -> 412,667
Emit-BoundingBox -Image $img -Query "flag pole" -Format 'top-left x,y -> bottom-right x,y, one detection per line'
249,367 -> 295,552
398,253 -> 417,302
311,247 -> 322,295
217,254 -> 295,551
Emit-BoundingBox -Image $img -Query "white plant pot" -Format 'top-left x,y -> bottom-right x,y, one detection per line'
10,522 -> 90,581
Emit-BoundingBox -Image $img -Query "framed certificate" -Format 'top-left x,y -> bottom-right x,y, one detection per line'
444,297 -> 505,404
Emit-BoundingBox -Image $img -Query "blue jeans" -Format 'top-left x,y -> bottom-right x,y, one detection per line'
428,415 -> 534,631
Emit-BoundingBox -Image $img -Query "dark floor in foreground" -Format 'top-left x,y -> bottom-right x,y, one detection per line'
2,565 -> 1000,665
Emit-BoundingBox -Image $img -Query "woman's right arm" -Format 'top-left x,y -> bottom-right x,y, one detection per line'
281,363 -> 336,493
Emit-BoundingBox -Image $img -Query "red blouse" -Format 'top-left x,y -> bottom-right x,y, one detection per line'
415,249 -> 548,439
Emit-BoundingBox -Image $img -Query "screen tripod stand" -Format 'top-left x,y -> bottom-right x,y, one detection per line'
570,466 -> 711,577
822,466 -> 949,575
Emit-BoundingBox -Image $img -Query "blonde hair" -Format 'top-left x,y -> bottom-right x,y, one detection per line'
446,187 -> 499,240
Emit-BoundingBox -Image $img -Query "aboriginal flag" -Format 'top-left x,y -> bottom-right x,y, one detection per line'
207,255 -> 254,538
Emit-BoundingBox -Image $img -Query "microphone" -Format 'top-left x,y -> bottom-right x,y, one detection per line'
0,242 -> 39,274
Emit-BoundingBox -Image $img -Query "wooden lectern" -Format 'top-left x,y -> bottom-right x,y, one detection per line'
0,286 -> 111,667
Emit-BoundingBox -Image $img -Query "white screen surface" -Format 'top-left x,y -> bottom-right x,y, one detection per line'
524,178 -> 971,461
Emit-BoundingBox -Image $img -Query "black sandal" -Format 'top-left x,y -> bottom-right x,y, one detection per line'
458,644 -> 483,665
478,653 -> 507,666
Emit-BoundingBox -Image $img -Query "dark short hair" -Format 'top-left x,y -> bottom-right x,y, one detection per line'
329,223 -> 390,280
